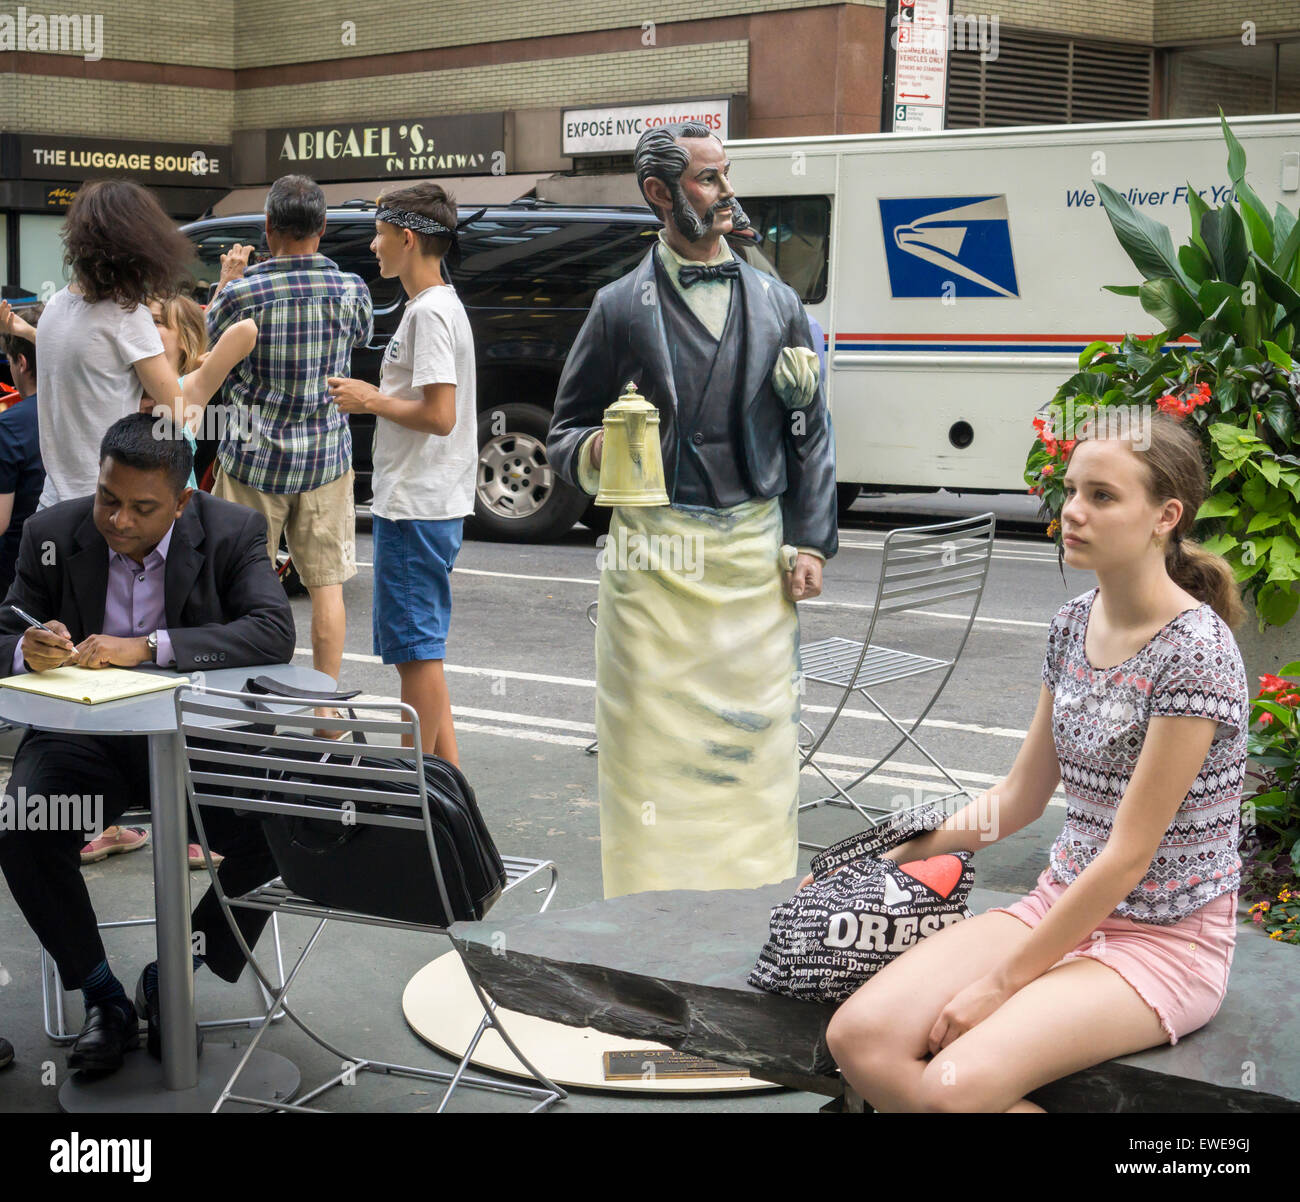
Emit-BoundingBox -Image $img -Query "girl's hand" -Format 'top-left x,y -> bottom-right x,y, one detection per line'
928,973 -> 1012,1054
0,300 -> 36,342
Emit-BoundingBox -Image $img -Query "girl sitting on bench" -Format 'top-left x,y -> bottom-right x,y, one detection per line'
824,409 -> 1249,1112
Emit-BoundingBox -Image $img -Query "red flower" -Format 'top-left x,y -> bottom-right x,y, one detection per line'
1278,693 -> 1300,707
1258,673 -> 1290,694
1059,439 -> 1077,456
1258,712 -> 1275,727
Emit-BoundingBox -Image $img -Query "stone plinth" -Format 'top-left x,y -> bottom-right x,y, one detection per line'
451,881 -> 1300,1111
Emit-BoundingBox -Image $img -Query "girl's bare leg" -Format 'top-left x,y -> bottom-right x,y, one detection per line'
912,956 -> 1168,1112
826,910 -> 1034,1111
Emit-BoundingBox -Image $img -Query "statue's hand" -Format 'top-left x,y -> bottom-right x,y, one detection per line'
772,346 -> 820,410
785,553 -> 823,602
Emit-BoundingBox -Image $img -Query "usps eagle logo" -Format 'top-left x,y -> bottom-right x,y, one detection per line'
879,194 -> 1020,298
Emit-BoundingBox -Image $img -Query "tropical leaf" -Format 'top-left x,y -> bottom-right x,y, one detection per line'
1220,109 -> 1275,240
1201,205 -> 1249,286
1251,252 -> 1300,336
1102,284 -> 1141,297
1178,242 -> 1213,284
1095,181 -> 1193,288
1273,203 -> 1300,276
1187,183 -> 1210,253
1078,340 -> 1114,369
1139,278 -> 1201,336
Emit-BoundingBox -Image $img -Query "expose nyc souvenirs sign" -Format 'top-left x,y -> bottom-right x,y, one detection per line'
266,114 -> 505,180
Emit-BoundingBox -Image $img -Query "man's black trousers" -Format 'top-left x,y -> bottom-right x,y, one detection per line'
0,729 -> 276,989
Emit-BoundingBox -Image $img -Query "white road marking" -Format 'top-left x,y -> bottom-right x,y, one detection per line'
347,564 -> 1049,628
299,650 -> 1031,738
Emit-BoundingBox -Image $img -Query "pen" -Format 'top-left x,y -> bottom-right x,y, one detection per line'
9,604 -> 58,635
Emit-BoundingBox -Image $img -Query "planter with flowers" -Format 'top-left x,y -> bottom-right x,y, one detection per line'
1024,113 -> 1300,936
1024,112 -> 1300,682
1241,665 -> 1300,940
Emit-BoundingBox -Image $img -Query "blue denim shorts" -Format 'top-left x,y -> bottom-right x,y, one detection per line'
371,515 -> 463,664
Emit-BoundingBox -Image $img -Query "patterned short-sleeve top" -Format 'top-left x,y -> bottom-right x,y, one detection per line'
1042,587 -> 1248,923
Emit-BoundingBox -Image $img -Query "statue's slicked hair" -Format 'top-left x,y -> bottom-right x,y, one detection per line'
634,122 -> 716,218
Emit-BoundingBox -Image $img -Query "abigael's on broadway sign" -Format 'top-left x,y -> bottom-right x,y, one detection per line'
16,134 -> 230,186
266,114 -> 505,181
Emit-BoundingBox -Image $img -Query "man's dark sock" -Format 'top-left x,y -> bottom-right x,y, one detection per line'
141,954 -> 204,1004
81,960 -> 132,1021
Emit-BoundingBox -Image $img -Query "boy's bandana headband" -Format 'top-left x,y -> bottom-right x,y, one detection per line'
376,205 -> 487,244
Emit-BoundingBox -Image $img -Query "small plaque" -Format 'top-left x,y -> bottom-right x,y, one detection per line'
601,1049 -> 749,1081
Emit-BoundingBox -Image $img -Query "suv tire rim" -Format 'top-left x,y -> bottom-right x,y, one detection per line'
477,431 -> 555,520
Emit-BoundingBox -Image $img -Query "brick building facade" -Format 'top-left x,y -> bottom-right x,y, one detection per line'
1,0 -> 1298,292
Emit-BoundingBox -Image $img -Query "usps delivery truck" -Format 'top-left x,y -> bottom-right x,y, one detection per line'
725,113 -> 1300,496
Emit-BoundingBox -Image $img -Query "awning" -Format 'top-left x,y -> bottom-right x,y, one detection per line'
210,172 -> 550,217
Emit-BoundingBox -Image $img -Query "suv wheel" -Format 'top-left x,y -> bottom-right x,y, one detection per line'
469,402 -> 589,541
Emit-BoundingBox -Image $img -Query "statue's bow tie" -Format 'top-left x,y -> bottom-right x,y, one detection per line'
678,260 -> 741,288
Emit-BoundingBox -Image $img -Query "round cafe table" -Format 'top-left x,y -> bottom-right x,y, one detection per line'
0,662 -> 333,1113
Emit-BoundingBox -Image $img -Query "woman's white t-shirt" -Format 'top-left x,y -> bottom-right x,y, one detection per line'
36,287 -> 164,508
370,283 -> 478,522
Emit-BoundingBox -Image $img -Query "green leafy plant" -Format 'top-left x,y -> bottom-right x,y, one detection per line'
1025,111 -> 1300,628
1240,664 -> 1300,925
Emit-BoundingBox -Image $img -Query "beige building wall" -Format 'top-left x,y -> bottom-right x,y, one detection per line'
15,0 -> 236,67
230,0 -> 881,67
233,41 -> 749,130
1156,0 -> 1300,44
4,75 -> 233,142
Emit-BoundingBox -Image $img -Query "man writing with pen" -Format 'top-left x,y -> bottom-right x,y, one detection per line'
0,413 -> 296,1077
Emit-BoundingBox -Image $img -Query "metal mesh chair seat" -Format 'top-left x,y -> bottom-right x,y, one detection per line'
800,638 -> 950,690
225,856 -> 556,932
798,513 -> 996,849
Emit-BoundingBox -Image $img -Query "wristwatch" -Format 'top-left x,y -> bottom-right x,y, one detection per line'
146,631 -> 159,662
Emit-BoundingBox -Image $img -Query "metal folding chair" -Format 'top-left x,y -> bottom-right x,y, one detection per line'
797,512 -> 997,847
175,684 -> 565,1113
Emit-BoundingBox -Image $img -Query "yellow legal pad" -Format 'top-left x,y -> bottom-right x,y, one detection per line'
0,667 -> 191,705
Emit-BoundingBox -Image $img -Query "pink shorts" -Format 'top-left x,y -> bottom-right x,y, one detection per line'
985,867 -> 1238,1044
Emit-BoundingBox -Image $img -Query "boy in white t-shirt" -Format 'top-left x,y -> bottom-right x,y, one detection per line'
327,183 -> 476,764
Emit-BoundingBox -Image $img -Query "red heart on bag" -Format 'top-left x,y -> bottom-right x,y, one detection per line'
897,855 -> 963,899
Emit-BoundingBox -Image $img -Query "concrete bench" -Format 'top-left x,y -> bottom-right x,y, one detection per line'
451,879 -> 1300,1111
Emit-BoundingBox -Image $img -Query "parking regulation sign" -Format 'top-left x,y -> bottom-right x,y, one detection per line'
887,0 -> 950,133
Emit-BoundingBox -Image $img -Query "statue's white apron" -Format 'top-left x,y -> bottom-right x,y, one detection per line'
595,497 -> 801,898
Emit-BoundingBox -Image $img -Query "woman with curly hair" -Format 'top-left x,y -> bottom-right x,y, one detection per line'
33,178 -> 197,507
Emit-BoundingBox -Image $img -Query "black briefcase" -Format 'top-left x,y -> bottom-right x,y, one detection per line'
262,749 -> 506,926
242,677 -> 507,926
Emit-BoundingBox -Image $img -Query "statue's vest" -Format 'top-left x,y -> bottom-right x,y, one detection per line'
654,254 -> 757,509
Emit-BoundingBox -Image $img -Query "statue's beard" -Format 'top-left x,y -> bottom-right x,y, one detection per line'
669,185 -> 752,242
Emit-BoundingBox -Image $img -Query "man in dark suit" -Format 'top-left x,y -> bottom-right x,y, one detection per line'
0,413 -> 296,1074
546,124 -> 837,899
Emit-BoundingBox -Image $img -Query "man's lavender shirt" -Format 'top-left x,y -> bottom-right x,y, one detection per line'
11,524 -> 176,674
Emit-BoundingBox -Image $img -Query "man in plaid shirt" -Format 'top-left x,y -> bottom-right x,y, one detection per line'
206,175 -> 372,729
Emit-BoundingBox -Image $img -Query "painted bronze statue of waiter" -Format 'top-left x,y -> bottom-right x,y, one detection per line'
547,122 -> 837,898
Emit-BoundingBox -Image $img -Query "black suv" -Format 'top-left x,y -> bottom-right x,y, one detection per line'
182,200 -> 665,540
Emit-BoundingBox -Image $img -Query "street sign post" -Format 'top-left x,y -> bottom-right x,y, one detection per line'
881,0 -> 951,133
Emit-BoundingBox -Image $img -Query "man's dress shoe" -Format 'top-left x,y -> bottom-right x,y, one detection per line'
67,1002 -> 139,1073
136,969 -> 202,1062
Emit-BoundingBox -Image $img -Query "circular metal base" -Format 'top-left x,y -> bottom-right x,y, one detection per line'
59,1042 -> 300,1113
403,952 -> 779,1095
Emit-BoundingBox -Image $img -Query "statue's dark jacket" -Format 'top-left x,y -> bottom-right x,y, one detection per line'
546,246 -> 838,559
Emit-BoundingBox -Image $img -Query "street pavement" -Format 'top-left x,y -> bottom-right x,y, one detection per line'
0,491 -> 1098,1113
